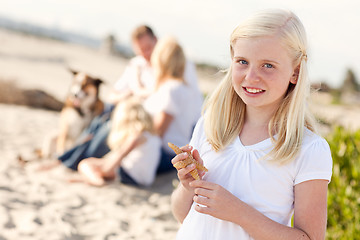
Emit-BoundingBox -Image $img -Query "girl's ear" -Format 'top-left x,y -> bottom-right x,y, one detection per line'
290,65 -> 300,84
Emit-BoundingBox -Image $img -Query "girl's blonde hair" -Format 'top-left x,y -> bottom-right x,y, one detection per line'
107,97 -> 154,150
204,9 -> 316,164
151,36 -> 186,89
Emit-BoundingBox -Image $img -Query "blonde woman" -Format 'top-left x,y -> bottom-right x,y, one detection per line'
78,97 -> 161,187
171,9 -> 332,239
143,36 -> 201,173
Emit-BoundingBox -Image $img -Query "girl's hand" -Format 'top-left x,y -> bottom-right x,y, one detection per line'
189,180 -> 242,223
170,145 -> 207,223
171,145 -> 205,192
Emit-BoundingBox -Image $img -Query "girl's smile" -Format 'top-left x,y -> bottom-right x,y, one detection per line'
243,87 -> 265,94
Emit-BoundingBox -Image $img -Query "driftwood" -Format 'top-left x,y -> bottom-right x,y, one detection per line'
0,79 -> 63,111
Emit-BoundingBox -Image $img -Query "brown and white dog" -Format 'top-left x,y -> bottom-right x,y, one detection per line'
40,70 -> 105,159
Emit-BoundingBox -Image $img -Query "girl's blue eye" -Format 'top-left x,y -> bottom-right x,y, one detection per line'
264,63 -> 273,68
238,60 -> 248,65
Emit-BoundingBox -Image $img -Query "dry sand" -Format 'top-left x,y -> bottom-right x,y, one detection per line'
0,104 -> 179,240
0,29 -> 187,240
0,28 -> 360,240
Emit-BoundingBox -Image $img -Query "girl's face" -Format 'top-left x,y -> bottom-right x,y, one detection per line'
231,35 -> 297,113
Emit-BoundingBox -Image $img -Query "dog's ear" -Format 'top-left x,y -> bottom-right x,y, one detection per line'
69,68 -> 78,76
94,79 -> 104,86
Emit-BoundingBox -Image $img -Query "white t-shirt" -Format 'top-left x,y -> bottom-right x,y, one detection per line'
105,131 -> 161,186
114,57 -> 203,117
114,56 -> 155,93
176,117 -> 333,240
143,79 -> 201,154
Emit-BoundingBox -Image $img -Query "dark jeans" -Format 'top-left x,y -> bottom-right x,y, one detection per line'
118,167 -> 138,186
59,123 -> 111,170
58,105 -> 113,170
59,103 -> 177,175
157,147 -> 176,174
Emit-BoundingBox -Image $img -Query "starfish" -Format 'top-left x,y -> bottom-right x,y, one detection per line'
168,142 -> 208,180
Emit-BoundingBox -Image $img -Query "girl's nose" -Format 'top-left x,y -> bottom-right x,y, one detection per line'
245,66 -> 260,82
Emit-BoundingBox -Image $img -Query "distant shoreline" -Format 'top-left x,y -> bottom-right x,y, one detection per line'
0,16 -> 220,73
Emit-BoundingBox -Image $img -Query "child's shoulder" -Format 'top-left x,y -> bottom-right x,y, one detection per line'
192,117 -> 206,138
293,128 -> 333,185
143,131 -> 161,142
156,79 -> 184,96
162,79 -> 187,92
302,128 -> 329,149
298,128 -> 332,163
190,117 -> 212,151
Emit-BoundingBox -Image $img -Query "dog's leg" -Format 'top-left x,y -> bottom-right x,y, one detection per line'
41,131 -> 58,159
56,109 -> 71,155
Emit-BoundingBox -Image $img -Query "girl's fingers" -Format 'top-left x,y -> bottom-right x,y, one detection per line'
193,194 -> 210,205
194,186 -> 212,197
198,169 -> 206,178
190,180 -> 216,190
180,144 -> 193,152
170,145 -> 207,182
171,152 -> 188,165
192,149 -> 204,165
177,163 -> 196,180
194,203 -> 211,214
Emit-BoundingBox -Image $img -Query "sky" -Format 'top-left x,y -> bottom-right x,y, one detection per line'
0,0 -> 359,87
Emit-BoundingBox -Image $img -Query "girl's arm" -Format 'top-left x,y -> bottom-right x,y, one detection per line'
171,164 -> 197,223
101,133 -> 145,175
153,112 -> 173,137
190,179 -> 328,240
171,146 -> 205,223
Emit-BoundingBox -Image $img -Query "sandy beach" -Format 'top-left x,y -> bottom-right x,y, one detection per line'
0,28 -> 360,240
0,29 -> 176,240
0,28 -> 221,240
0,103 -> 181,240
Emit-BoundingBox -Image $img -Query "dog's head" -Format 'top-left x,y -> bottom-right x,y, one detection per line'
66,70 -> 103,110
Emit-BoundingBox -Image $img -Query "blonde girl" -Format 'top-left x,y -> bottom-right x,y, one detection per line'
143,36 -> 201,173
171,9 -> 332,239
78,97 -> 161,186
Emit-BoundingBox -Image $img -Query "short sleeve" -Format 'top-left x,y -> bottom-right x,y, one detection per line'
156,82 -> 188,117
294,137 -> 333,185
161,87 -> 180,116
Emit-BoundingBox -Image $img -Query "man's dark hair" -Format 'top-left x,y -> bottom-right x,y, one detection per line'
131,25 -> 156,41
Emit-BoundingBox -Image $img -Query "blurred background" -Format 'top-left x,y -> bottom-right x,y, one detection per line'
0,0 -> 359,88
